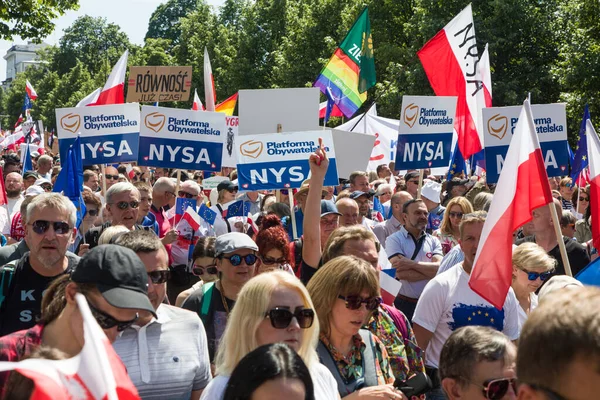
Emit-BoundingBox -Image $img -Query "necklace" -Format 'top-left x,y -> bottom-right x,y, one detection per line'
218,280 -> 231,314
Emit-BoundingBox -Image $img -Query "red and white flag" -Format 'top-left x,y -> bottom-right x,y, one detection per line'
318,101 -> 343,119
182,206 -> 202,231
417,4 -> 485,159
379,269 -> 401,305
586,120 -> 600,252
469,99 -> 553,309
14,114 -> 23,128
0,167 -> 8,206
94,50 -> 128,106
192,89 -> 205,111
0,294 -> 139,399
0,130 -> 25,152
26,80 -> 38,101
77,87 -> 102,107
125,164 -> 135,180
203,47 -> 216,112
480,43 -> 492,107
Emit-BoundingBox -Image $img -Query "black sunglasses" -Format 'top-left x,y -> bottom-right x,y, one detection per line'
227,188 -> 238,193
30,220 -> 71,235
265,307 -> 315,329
104,174 -> 119,180
147,270 -> 170,284
87,300 -> 138,332
87,209 -> 99,217
579,196 -> 589,202
111,201 -> 139,210
41,184 -> 53,191
338,295 -> 382,311
178,190 -> 195,199
261,256 -> 286,265
222,253 -> 257,266
474,378 -> 517,400
192,264 -> 218,276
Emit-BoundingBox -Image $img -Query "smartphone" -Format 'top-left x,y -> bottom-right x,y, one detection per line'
394,372 -> 432,397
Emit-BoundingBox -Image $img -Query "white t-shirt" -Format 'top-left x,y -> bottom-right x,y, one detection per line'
517,293 -> 538,332
200,363 -> 338,400
412,263 -> 520,368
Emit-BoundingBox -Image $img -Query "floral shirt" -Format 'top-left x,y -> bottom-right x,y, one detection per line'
433,230 -> 459,255
367,307 -> 425,381
319,331 -> 394,386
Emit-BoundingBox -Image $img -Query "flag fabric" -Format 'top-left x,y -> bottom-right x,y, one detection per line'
182,206 -> 202,231
95,50 -> 128,106
0,167 -> 8,206
469,100 -> 553,309
14,114 -> 23,128
227,200 -> 249,218
174,197 -> 198,227
54,136 -> 86,229
21,144 -> 33,175
417,4 -> 484,159
586,120 -> 600,252
372,196 -> 385,222
323,87 -> 336,125
0,130 -> 24,152
479,43 -> 492,107
125,164 -> 135,180
570,105 -> 591,186
0,294 -> 139,400
319,101 -> 343,119
380,269 -> 401,305
447,142 -> 467,180
215,92 -> 238,116
204,47 -> 216,112
576,167 -> 590,188
198,203 -> 217,225
575,257 -> 600,287
192,89 -> 205,111
25,80 -> 38,101
313,7 -> 376,118
77,87 -> 101,107
23,93 -> 33,114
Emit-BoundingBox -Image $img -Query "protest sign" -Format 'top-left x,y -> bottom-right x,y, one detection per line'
394,96 -> 457,170
483,103 -> 569,184
56,103 -> 140,164
138,106 -> 226,171
330,129 -> 376,179
126,66 -> 192,103
222,116 -> 239,167
236,130 -> 338,191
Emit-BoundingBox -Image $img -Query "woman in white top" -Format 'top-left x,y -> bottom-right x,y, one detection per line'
200,271 -> 339,400
511,242 -> 557,330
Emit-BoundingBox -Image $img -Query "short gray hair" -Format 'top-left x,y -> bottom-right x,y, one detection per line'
473,192 -> 493,212
115,229 -> 163,254
37,155 -> 53,167
26,193 -> 77,227
152,177 -> 175,193
375,183 -> 393,196
181,180 -> 201,195
106,182 -> 139,204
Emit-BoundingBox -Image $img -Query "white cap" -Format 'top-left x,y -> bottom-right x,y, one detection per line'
25,185 -> 44,196
421,180 -> 442,203
34,178 -> 51,186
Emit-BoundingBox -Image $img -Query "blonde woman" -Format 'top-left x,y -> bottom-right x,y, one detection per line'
307,256 -> 407,400
200,271 -> 339,400
511,242 -> 556,330
433,196 -> 473,255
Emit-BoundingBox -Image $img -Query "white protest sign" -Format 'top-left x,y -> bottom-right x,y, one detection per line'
55,103 -> 140,164
483,103 -> 569,183
201,175 -> 228,190
221,116 -> 239,168
138,106 -> 226,172
330,129 -> 376,179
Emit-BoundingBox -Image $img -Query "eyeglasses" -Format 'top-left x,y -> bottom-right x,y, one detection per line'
41,184 -> 53,191
147,270 -> 170,284
529,384 -> 567,400
338,295 -> 382,311
192,264 -> 218,276
87,209 -> 99,217
30,220 -> 72,235
111,201 -> 139,210
261,256 -> 286,265
518,267 -> 553,281
579,197 -> 589,202
227,188 -> 238,194
265,307 -> 315,329
104,174 -> 119,180
448,212 -> 464,219
222,253 -> 257,266
178,190 -> 195,199
165,191 -> 176,198
87,300 -> 138,332
469,378 -> 517,400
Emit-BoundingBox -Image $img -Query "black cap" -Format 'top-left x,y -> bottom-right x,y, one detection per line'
71,245 -> 157,317
320,200 -> 342,217
217,180 -> 238,192
404,171 -> 420,181
349,190 -> 373,200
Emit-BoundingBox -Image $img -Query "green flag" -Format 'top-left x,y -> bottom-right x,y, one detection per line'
339,7 -> 376,93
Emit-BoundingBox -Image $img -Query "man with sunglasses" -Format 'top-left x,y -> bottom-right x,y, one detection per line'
114,231 -> 211,399
182,232 -> 259,363
102,165 -> 120,191
150,177 -> 177,243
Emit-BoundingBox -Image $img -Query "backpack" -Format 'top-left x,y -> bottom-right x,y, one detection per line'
0,260 -> 20,310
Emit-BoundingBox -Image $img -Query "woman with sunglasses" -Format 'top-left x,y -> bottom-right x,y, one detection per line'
175,237 -> 219,307
571,185 -> 589,220
307,256 -> 407,400
210,180 -> 239,236
433,197 -> 473,255
255,214 -> 294,274
72,190 -> 102,255
200,271 -> 338,400
511,243 -> 556,330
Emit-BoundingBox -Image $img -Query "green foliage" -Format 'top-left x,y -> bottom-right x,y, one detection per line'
145,0 -> 199,50
0,0 -> 80,41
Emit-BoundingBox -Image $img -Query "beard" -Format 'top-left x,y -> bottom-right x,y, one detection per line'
6,189 -> 21,198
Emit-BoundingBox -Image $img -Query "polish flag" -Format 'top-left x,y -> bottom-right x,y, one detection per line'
182,206 -> 202,231
125,164 -> 135,180
0,167 -> 8,206
0,130 -> 25,151
77,87 -> 101,107
379,269 -> 401,305
576,167 -> 590,188
480,44 -> 492,107
14,114 -> 23,128
469,100 -> 552,309
417,4 -> 485,159
203,47 -> 216,112
0,294 -> 139,399
586,120 -> 600,251
25,80 -> 38,101
94,50 -> 128,106
192,89 -> 205,111
318,101 -> 343,119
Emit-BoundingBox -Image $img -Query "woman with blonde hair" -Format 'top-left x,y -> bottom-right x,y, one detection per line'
512,242 -> 556,330
433,196 -> 473,255
307,256 -> 407,400
200,271 -> 338,400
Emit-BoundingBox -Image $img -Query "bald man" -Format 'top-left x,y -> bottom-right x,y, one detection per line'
5,172 -> 24,217
373,191 -> 412,248
335,197 -> 360,227
103,165 -> 120,190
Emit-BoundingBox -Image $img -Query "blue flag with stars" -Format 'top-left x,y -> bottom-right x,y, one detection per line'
570,105 -> 590,186
227,200 -> 249,217
53,136 -> 86,229
199,203 -> 217,225
22,93 -> 32,113
448,303 -> 505,332
447,142 -> 467,181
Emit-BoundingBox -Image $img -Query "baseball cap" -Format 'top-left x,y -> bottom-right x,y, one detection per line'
217,180 -> 238,192
421,180 -> 442,203
320,200 -> 342,217
215,232 -> 258,257
404,171 -> 420,181
71,245 -> 157,317
34,178 -> 51,187
25,185 -> 44,196
23,171 -> 39,180
349,190 -> 373,200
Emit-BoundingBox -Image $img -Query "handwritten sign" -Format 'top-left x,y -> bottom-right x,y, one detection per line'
126,66 -> 192,103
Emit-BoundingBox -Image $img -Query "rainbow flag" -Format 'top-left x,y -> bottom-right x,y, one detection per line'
215,92 -> 238,116
313,7 -> 376,118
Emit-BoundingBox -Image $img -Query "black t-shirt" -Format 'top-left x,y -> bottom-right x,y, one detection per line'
515,236 -> 590,277
0,253 -> 78,336
182,282 -> 235,362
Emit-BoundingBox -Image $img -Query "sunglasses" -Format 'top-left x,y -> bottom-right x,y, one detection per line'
178,190 -> 195,199
192,264 -> 218,276
147,270 -> 170,284
222,253 -> 258,266
41,184 -> 53,191
261,257 -> 286,265
87,301 -> 138,332
579,197 -> 589,202
338,295 -> 382,311
448,211 -> 464,219
478,378 -> 517,400
104,174 -> 119,180
265,307 -> 315,329
165,191 -> 176,198
111,201 -> 139,210
519,268 -> 553,281
87,209 -> 99,217
227,188 -> 238,193
30,220 -> 71,235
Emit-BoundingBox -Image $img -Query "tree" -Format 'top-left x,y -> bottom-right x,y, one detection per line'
0,0 -> 79,41
145,0 -> 199,50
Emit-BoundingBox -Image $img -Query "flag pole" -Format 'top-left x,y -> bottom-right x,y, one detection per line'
101,164 -> 107,197
175,170 -> 181,194
417,169 -> 424,199
548,202 -> 573,276
276,123 -> 298,240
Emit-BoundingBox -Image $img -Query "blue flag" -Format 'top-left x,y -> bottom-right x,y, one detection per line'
447,142 -> 467,181
199,203 -> 217,225
570,105 -> 590,186
373,196 -> 385,220
575,257 -> 600,287
21,144 -> 33,175
324,86 -> 336,125
227,200 -> 249,218
53,136 -> 86,228
471,148 -> 486,171
22,93 -> 32,113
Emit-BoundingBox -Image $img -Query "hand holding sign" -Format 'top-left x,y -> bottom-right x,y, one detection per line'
309,137 -> 328,181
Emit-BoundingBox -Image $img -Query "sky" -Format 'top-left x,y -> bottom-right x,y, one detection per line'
0,0 -> 225,81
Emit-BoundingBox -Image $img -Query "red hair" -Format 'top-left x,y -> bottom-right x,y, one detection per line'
255,214 -> 290,262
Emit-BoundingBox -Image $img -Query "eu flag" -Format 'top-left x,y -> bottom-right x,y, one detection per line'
576,257 -> 600,287
227,200 -> 249,217
570,105 -> 590,186
22,93 -> 32,113
199,203 -> 217,225
53,136 -> 86,228
373,196 -> 385,220
447,142 -> 467,181
21,144 -> 33,175
324,86 -> 336,125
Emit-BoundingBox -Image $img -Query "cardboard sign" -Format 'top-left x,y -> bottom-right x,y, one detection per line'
330,128 -> 376,179
236,130 -> 338,190
483,104 -> 569,183
138,106 -> 226,171
222,116 -> 239,168
395,96 -> 457,170
56,103 -> 140,164
126,66 -> 192,103
238,88 -> 320,135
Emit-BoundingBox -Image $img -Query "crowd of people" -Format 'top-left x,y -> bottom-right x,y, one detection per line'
0,144 -> 597,400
